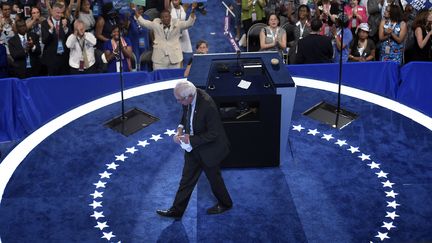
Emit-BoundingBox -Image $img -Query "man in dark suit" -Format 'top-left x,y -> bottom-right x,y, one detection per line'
157,80 -> 233,218
8,19 -> 41,78
295,18 -> 334,64
41,2 -> 71,75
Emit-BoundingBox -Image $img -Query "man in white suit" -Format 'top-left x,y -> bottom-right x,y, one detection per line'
133,2 -> 197,70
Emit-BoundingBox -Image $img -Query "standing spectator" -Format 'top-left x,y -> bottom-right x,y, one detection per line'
348,23 -> 376,61
367,0 -> 382,45
41,2 -> 71,75
75,0 -> 95,33
239,0 -> 267,47
406,10 -> 432,62
26,6 -> 45,52
103,25 -> 132,73
344,0 -> 367,36
259,13 -> 287,53
66,19 -> 97,74
229,0 -> 242,41
170,0 -> 192,54
8,19 -> 41,78
0,3 -> 16,53
133,3 -> 197,70
127,4 -> 150,71
317,0 -> 339,37
296,17 -> 333,63
378,4 -> 407,64
332,13 -> 353,63
184,39 -> 208,77
95,2 -> 120,50
288,4 -> 311,64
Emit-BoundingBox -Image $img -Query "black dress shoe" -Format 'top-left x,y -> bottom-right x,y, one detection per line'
207,203 -> 232,215
156,208 -> 183,218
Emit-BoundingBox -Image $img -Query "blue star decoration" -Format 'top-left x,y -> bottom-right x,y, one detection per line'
291,124 -> 400,242
88,129 -> 175,241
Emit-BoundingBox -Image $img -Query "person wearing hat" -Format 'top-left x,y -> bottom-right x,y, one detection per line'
331,13 -> 353,63
348,23 -> 376,62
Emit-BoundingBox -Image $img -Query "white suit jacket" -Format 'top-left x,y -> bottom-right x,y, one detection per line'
136,15 -> 195,65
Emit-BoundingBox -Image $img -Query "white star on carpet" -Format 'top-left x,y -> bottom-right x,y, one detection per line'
382,221 -> 396,231
99,171 -> 112,179
90,211 -> 105,220
89,200 -> 103,209
106,162 -> 119,170
385,211 -> 400,220
376,170 -> 388,178
94,180 -> 107,188
307,129 -> 319,136
387,200 -> 401,209
367,161 -> 381,169
137,140 -> 150,147
101,231 -> 116,240
382,180 -> 395,188
375,231 -> 390,241
90,190 -> 103,199
164,129 -> 176,136
321,134 -> 334,141
385,190 -> 398,198
95,221 -> 109,230
115,154 -> 128,162
335,139 -> 347,147
358,153 -> 371,161
150,134 -> 163,141
125,147 -> 138,154
347,146 -> 360,153
292,124 -> 305,132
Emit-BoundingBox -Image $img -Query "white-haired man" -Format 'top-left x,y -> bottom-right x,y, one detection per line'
156,80 -> 233,218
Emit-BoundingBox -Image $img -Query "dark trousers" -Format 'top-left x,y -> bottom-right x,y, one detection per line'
172,151 -> 232,213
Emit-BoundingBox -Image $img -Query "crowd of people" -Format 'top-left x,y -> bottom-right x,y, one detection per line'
0,0 -> 431,79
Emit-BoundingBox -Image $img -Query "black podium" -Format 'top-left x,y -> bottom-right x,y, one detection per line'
188,52 -> 296,167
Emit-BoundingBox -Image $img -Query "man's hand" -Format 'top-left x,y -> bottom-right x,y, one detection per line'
173,134 -> 182,144
180,134 -> 190,144
48,18 -> 54,30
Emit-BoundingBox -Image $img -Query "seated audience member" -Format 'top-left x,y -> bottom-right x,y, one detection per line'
332,13 -> 353,63
41,2 -> 71,76
66,19 -> 97,74
378,4 -> 407,64
133,3 -> 197,70
184,39 -> 208,77
75,0 -> 96,33
348,23 -> 376,62
259,13 -> 287,54
296,17 -> 333,64
406,10 -> 432,62
103,25 -> 133,73
8,19 -> 41,78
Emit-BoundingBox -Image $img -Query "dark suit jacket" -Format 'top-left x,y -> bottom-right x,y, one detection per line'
296,34 -> 334,64
41,17 -> 71,66
8,32 -> 41,78
180,88 -> 230,167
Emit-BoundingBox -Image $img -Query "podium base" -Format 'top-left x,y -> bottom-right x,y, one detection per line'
303,101 -> 358,129
105,108 -> 159,136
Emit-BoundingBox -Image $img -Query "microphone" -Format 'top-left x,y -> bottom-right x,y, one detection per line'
234,50 -> 243,76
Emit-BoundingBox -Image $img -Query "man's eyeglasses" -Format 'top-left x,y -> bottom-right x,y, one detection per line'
176,96 -> 189,102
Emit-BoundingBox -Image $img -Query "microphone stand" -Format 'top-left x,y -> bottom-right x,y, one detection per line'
118,30 -> 126,120
104,25 -> 159,136
302,0 -> 357,129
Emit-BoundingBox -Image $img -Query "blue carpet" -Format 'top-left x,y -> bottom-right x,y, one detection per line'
0,86 -> 431,242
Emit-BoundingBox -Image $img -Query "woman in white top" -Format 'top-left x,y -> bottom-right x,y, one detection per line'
170,0 -> 193,53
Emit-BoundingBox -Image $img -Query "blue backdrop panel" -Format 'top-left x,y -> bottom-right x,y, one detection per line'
287,61 -> 400,99
397,62 -> 432,116
0,78 -> 18,141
